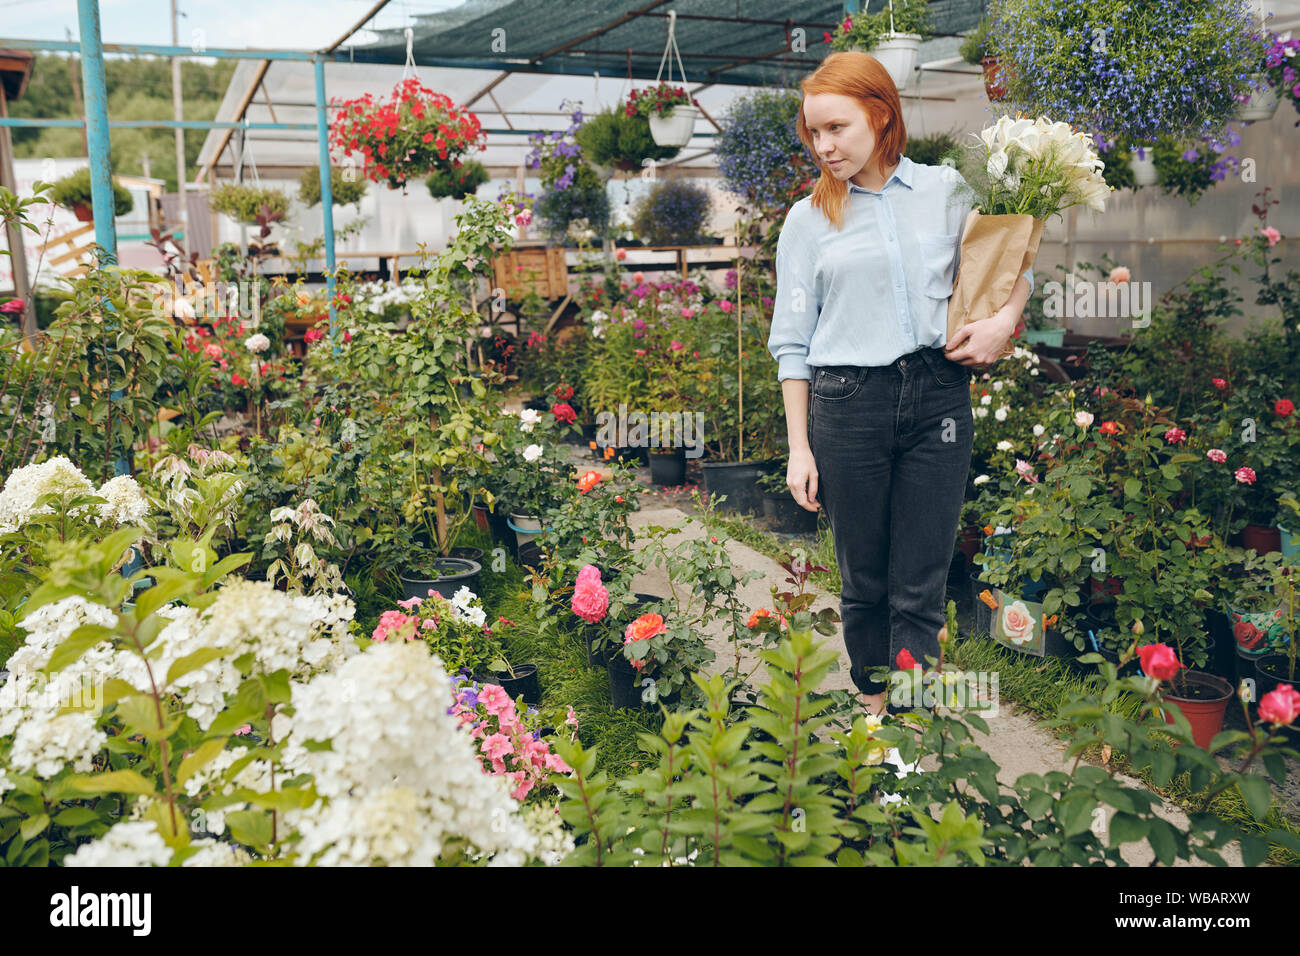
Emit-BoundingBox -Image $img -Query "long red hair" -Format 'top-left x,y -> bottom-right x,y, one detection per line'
795,51 -> 907,231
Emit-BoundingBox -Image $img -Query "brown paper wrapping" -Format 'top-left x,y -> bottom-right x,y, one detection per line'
945,210 -> 1045,361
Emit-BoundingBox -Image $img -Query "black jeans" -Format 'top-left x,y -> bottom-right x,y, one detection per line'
809,345 -> 973,696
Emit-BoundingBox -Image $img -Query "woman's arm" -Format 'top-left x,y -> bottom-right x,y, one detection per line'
782,378 -> 819,512
944,271 -> 1032,366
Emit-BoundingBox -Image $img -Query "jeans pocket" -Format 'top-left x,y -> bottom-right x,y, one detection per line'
922,349 -> 970,388
813,368 -> 862,402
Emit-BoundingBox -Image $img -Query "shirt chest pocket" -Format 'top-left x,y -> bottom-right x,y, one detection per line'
916,232 -> 959,299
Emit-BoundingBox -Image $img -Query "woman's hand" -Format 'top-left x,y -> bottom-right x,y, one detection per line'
943,307 -> 1019,367
787,447 -> 820,512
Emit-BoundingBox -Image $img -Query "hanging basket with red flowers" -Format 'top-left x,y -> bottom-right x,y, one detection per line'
328,77 -> 487,190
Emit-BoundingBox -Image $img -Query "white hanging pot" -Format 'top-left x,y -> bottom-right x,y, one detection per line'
648,104 -> 700,148
1128,145 -> 1158,187
862,33 -> 922,91
1236,73 -> 1279,123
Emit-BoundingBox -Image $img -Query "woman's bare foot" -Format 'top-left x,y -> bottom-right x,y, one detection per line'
860,692 -> 886,717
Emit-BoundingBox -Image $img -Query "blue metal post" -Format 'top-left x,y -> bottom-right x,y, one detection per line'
76,0 -> 117,263
77,0 -> 136,580
313,57 -> 337,347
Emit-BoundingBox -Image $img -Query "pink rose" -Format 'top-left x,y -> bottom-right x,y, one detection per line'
1000,601 -> 1036,646
1108,266 -> 1131,284
1206,448 -> 1227,463
1258,684 -> 1300,725
1164,427 -> 1187,444
1235,466 -> 1257,485
1261,226 -> 1281,247
1138,642 -> 1183,681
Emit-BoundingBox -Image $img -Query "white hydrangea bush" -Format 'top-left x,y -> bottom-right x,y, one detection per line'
1,581 -> 567,866
0,456 -> 150,536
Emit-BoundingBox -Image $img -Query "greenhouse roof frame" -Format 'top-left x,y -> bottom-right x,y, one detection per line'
194,0 -> 996,180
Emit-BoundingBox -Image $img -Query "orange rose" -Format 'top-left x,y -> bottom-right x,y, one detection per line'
577,470 -> 602,493
624,612 -> 667,644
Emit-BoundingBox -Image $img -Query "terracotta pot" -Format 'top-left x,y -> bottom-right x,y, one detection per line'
1240,523 -> 1282,556
1160,671 -> 1234,750
981,56 -> 1009,101
72,203 -> 94,222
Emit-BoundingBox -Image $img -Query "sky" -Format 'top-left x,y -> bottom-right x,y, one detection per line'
0,0 -> 466,52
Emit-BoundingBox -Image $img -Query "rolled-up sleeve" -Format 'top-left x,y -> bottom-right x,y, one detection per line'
1023,266 -> 1035,297
767,210 -> 820,382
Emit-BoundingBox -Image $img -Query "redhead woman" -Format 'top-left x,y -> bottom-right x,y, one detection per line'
767,51 -> 1033,718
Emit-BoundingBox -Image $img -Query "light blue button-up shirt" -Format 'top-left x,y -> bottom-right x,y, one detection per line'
767,155 -> 1034,381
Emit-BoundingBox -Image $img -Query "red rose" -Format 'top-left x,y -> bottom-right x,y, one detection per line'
1233,620 -> 1264,651
1099,421 -> 1120,435
1275,398 -> 1294,417
896,648 -> 918,671
552,402 -> 576,424
1137,642 -> 1183,681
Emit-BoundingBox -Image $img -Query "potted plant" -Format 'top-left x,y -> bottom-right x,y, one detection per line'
297,164 -> 368,209
988,0 -> 1264,144
1257,29 -> 1300,126
826,0 -> 935,91
50,166 -> 134,222
713,87 -> 816,218
1254,567 -> 1299,724
575,105 -> 681,174
1128,143 -> 1158,187
958,15 -> 1009,102
626,82 -> 701,149
1236,29 -> 1296,124
328,76 -> 486,189
630,177 -> 713,247
208,182 -> 292,225
1225,565 -> 1291,661
426,158 -> 489,200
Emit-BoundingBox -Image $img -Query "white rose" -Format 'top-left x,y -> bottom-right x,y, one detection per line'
244,333 -> 271,354
522,444 -> 543,463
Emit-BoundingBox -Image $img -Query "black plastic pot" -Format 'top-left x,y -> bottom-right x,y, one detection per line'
450,546 -> 484,565
701,459 -> 778,514
760,489 -> 819,534
647,447 -> 686,486
1202,609 -> 1237,681
491,664 -> 542,706
1076,604 -> 1140,677
399,557 -> 482,602
588,592 -> 663,669
517,540 -> 545,571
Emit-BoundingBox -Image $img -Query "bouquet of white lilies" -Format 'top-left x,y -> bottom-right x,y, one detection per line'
968,114 -> 1110,218
944,113 -> 1111,360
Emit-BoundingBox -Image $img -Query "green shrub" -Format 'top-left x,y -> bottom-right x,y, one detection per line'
297,165 -> 368,208
208,182 -> 292,223
630,178 -> 712,246
426,159 -> 489,200
50,167 -> 133,217
575,106 -> 680,171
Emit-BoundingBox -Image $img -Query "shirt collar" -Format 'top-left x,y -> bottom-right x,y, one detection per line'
847,155 -> 913,194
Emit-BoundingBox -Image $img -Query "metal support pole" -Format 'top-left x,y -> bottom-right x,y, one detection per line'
314,57 -> 337,347
77,0 -> 117,263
